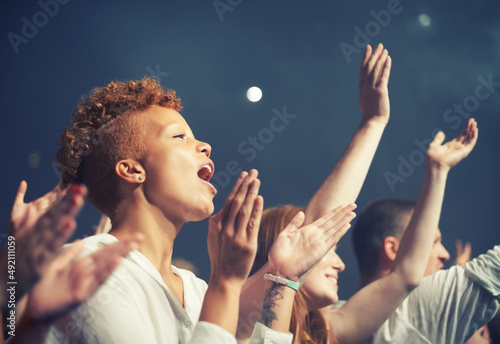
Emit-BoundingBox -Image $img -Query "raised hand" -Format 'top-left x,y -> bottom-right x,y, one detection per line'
201,170 -> 263,335
26,234 -> 142,323
11,184 -> 87,301
359,43 -> 391,126
208,169 -> 263,284
454,240 -> 472,266
10,181 -> 67,237
427,118 -> 478,171
267,204 -> 356,283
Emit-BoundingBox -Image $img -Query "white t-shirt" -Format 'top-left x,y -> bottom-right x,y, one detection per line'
46,234 -> 292,344
336,245 -> 500,344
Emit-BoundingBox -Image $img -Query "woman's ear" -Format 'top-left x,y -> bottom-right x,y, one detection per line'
383,236 -> 400,262
115,159 -> 145,184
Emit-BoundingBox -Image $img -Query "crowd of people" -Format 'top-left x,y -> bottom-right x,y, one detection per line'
1,44 -> 498,343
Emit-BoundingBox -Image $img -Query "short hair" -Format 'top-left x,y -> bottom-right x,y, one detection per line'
56,77 -> 182,217
352,198 -> 415,277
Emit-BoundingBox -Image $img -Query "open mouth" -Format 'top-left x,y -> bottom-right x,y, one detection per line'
197,162 -> 214,182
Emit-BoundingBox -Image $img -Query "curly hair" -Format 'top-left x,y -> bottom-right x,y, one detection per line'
56,77 -> 182,217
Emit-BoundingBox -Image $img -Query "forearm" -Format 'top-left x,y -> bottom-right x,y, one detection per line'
199,279 -> 243,337
392,163 -> 449,287
258,282 -> 295,334
304,120 -> 386,225
237,264 -> 269,341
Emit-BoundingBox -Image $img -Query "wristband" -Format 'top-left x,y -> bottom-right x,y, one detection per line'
263,273 -> 300,291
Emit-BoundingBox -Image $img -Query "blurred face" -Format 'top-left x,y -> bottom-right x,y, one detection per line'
301,246 -> 345,311
424,229 -> 450,276
140,106 -> 216,224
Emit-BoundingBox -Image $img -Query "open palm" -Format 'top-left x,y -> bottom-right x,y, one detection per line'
267,204 -> 356,284
10,181 -> 66,237
427,118 -> 478,171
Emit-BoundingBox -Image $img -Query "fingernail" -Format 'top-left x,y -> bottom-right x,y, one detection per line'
249,169 -> 258,177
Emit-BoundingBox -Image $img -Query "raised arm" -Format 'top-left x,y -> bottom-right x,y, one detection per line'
304,43 -> 391,225
328,119 -> 479,343
237,44 -> 389,341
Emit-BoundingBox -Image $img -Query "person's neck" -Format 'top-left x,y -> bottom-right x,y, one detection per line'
110,200 -> 183,278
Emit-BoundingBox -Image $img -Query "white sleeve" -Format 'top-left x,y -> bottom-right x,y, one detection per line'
403,245 -> 500,343
464,245 -> 500,296
189,322 -> 236,344
46,271 -> 157,344
248,322 -> 293,344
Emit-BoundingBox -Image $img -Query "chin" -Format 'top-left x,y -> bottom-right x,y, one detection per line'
192,204 -> 215,221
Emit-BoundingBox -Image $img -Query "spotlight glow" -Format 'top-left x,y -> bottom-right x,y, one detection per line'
418,13 -> 431,27
27,153 -> 40,168
247,86 -> 262,102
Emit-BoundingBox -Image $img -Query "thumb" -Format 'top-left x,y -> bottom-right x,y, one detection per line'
13,180 -> 28,207
432,131 -> 446,146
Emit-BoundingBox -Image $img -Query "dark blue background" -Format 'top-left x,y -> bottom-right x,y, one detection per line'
1,0 -> 499,300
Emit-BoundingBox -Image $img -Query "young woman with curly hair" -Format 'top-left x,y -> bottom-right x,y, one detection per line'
39,76 -> 356,344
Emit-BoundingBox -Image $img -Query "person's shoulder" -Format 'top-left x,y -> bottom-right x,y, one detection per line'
61,233 -> 118,258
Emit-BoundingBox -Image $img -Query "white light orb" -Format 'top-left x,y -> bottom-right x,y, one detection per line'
247,86 -> 262,102
418,13 -> 431,27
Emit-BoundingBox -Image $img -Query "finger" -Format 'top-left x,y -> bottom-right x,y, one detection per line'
328,223 -> 352,248
50,216 -> 78,250
370,49 -> 388,87
13,180 -> 28,207
226,170 -> 259,230
432,131 -> 446,146
366,43 -> 384,75
324,204 -> 357,227
282,211 -> 305,235
323,204 -> 357,241
220,171 -> 248,222
466,118 -> 478,147
235,178 -> 261,237
47,186 -> 86,223
359,45 -> 373,84
463,241 -> 472,258
455,240 -> 463,255
361,45 -> 372,69
378,55 -> 392,87
323,209 -> 356,240
247,195 -> 263,240
39,183 -> 68,212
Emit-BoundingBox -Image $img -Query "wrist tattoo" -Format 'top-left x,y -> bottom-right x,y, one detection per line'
258,282 -> 285,327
